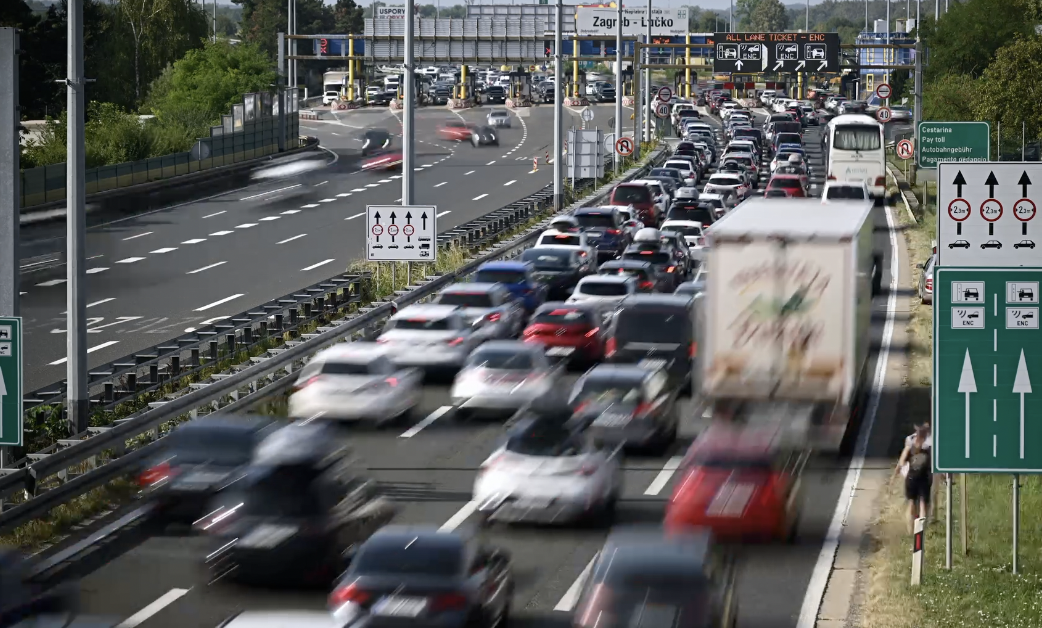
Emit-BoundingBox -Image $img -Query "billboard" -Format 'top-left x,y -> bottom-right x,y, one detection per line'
575,7 -> 689,37
377,5 -> 406,18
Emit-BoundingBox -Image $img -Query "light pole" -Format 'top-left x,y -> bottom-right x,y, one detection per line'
553,0 -> 563,210
614,0 -> 622,176
403,0 -> 415,205
66,0 -> 88,434
644,0 -> 651,144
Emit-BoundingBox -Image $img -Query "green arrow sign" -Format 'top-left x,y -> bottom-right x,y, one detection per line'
0,317 -> 22,447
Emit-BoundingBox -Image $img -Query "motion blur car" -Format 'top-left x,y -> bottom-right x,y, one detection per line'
917,253 -> 935,305
473,415 -> 622,525
597,259 -> 663,293
549,215 -> 581,232
139,415 -> 273,525
287,343 -> 422,424
663,159 -> 699,186
217,611 -> 339,628
328,527 -> 513,628
486,109 -> 512,128
522,302 -> 606,364
609,182 -> 659,227
474,261 -> 547,312
765,173 -> 809,198
674,274 -> 707,297
573,207 -> 630,261
0,549 -> 80,626
439,119 -> 475,141
665,422 -> 804,542
433,283 -> 525,339
572,529 -> 738,628
519,247 -> 591,300
199,424 -> 396,586
361,129 -> 392,156
620,244 -> 681,291
450,341 -> 562,418
377,304 -> 486,373
470,125 -> 500,147
604,294 -> 695,388
361,149 -> 403,172
568,364 -> 679,452
567,275 -> 637,312
534,229 -> 596,261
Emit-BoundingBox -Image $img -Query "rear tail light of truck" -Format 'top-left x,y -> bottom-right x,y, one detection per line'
874,176 -> 886,187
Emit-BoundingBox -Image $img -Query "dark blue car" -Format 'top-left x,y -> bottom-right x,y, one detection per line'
574,207 -> 629,262
474,261 -> 546,311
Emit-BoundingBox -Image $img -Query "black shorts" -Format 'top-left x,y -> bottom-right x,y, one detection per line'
905,474 -> 932,504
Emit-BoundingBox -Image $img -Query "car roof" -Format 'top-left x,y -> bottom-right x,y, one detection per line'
389,304 -> 460,320
474,339 -> 540,354
534,301 -> 596,314
314,342 -> 389,362
600,259 -> 652,269
368,525 -> 469,548
583,363 -> 650,382
541,228 -> 581,237
579,274 -> 632,284
442,282 -> 500,294
596,529 -> 715,580
574,206 -> 616,215
662,220 -> 703,228
479,260 -> 528,271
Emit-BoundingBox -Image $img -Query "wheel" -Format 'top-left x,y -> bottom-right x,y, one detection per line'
471,134 -> 480,147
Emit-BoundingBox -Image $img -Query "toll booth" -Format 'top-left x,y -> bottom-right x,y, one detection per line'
458,72 -> 476,101
351,77 -> 366,103
508,70 -> 532,106
621,68 -> 634,98
570,68 -> 588,100
396,74 -> 426,104
673,68 -> 694,100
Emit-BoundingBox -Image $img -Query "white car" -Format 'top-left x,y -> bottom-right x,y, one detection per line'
433,283 -> 526,339
771,150 -> 806,173
704,173 -> 750,200
760,90 -> 776,105
663,159 -> 698,186
822,179 -> 872,204
473,416 -> 622,524
534,229 -> 596,261
377,304 -> 485,371
699,191 -> 736,217
487,109 -> 512,128
566,275 -> 637,313
661,220 -> 705,250
450,341 -> 561,417
288,343 -> 422,423
322,91 -> 340,106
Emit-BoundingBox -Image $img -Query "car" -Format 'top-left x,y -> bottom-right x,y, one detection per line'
917,253 -> 935,305
572,529 -> 738,628
287,343 -> 423,423
522,301 -> 606,364
661,219 -> 705,250
657,229 -> 695,277
649,167 -> 687,190
534,228 -> 597,262
597,259 -> 664,292
361,150 -> 403,171
982,240 -> 1003,249
360,129 -> 392,157
667,198 -> 716,225
568,363 -> 679,452
703,173 -> 750,201
439,119 -> 475,141
1015,240 -> 1036,249
474,261 -> 548,312
632,179 -> 673,215
450,341 -> 562,418
566,275 -> 638,315
766,173 -> 808,198
770,150 -> 805,173
949,240 -> 971,249
470,125 -> 500,147
822,179 -> 871,203
485,84 -> 507,104
548,214 -> 581,232
0,549 -> 79,626
473,414 -> 622,525
520,247 -> 592,300
377,304 -> 487,373
609,182 -> 659,227
620,243 -> 682,291
662,159 -> 699,186
574,206 -> 630,261
674,273 -> 707,297
432,283 -> 526,339
604,294 -> 695,388
322,90 -> 340,106
199,423 -> 396,586
699,191 -> 735,217
138,415 -> 275,525
486,109 -> 511,128
665,422 -> 805,542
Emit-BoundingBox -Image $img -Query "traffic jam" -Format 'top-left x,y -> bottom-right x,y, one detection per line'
111,88 -> 885,628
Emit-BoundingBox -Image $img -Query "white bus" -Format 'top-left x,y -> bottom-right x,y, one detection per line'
824,114 -> 886,198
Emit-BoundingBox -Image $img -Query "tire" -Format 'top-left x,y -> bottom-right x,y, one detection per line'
471,134 -> 480,147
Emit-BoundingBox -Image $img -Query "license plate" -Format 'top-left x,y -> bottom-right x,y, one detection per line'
516,497 -> 552,509
639,359 -> 667,370
593,412 -> 631,428
238,524 -> 298,549
546,347 -> 575,357
373,596 -> 429,617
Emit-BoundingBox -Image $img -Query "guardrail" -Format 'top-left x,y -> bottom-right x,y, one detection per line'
0,146 -> 667,534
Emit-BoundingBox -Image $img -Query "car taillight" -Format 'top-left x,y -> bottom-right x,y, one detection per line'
639,280 -> 654,290
828,174 -> 836,180
874,176 -> 886,186
585,327 -> 600,338
447,337 -> 465,346
666,266 -> 676,273
294,376 -> 321,391
689,342 -> 697,358
430,593 -> 469,612
605,337 -> 617,357
486,312 -> 501,323
606,228 -> 621,235
578,464 -> 597,476
634,402 -> 653,415
522,327 -> 536,337
329,584 -> 371,608
926,278 -> 933,290
139,461 -> 175,486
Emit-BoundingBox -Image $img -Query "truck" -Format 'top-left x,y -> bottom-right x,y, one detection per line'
699,198 -> 881,454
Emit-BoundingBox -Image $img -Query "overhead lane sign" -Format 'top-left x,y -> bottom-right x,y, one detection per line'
576,7 -> 689,37
0,317 -> 22,447
713,32 -> 840,74
918,121 -> 991,170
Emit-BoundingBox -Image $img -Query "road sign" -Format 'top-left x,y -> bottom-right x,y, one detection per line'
875,106 -> 892,123
603,133 -> 615,154
580,107 -> 595,123
875,83 -> 892,100
917,121 -> 992,170
615,136 -> 634,156
654,102 -> 670,118
575,7 -> 689,36
896,139 -> 914,160
366,205 -> 437,262
657,86 -> 673,102
713,32 -> 840,74
932,267 -> 1042,473
938,163 -> 1042,267
0,318 -> 22,447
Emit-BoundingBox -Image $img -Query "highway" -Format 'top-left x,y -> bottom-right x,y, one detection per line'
61,110 -> 905,628
19,103 -> 620,391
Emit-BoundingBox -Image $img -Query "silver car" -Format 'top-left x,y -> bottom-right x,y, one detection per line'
450,341 -> 562,417
487,109 -> 512,128
377,304 -> 484,371
433,282 -> 525,339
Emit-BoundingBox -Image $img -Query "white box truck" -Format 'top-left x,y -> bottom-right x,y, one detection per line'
699,198 -> 881,453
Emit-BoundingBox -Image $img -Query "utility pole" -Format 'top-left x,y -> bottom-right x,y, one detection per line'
643,0 -> 651,144
212,0 -> 217,43
553,0 -> 563,210
0,28 -> 18,320
402,0 -> 415,205
66,0 -> 88,434
729,0 -> 733,31
865,0 -> 869,31
886,0 -> 891,84
614,1 -> 622,175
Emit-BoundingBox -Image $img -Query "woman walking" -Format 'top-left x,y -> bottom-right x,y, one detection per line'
893,421 -> 933,533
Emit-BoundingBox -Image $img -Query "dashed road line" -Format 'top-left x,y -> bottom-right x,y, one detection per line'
259,216 -> 280,221
49,340 -> 120,366
337,193 -> 352,197
150,247 -> 177,254
434,182 -> 447,187
301,259 -> 335,272
209,231 -> 233,236
194,294 -> 245,312
202,211 -> 226,219
281,210 -> 301,215
314,180 -> 328,186
85,267 -> 108,274
235,223 -> 258,229
473,193 -> 488,201
486,160 -> 496,166
319,198 -> 336,203
465,170 -> 475,175
436,210 -> 452,217
36,279 -> 66,287
182,238 -> 206,244
277,234 -> 307,244
187,261 -> 226,274
346,212 -> 365,220
504,180 -> 516,186
240,184 -> 300,200
351,188 -> 366,192
115,257 -> 146,264
122,232 -> 152,241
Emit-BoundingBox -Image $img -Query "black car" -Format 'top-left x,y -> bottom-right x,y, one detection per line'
328,526 -> 513,628
597,259 -> 667,292
139,415 -> 275,525
471,125 -> 500,147
658,230 -> 695,277
361,129 -> 393,157
428,82 -> 453,105
574,206 -> 629,261
568,363 -> 679,452
604,294 -> 696,390
0,549 -> 79,627
199,423 -> 396,586
520,247 -> 591,300
485,85 -> 507,104
370,90 -> 396,106
620,243 -> 682,290
573,529 -> 738,628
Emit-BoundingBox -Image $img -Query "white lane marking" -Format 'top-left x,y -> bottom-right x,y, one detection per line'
422,163 -> 435,168
554,556 -> 597,612
182,238 -> 206,244
209,230 -> 233,236
202,211 -> 226,218
150,247 -> 177,254
414,167 -> 425,171
439,501 -> 479,533
122,231 -> 152,241
86,316 -> 142,333
235,223 -> 258,229
36,279 -> 66,287
60,297 -> 115,313
337,193 -> 352,197
259,216 -> 280,222
486,160 -> 496,166
301,259 -> 335,271
379,178 -> 394,183
351,188 -> 366,192
49,340 -> 121,366
436,210 -> 451,217
504,180 -> 516,186
278,234 -> 307,244
195,293 -> 245,312
465,170 -> 475,175
281,210 -> 301,215
796,203 -> 900,628
346,212 -> 365,220
116,588 -> 191,628
86,267 -> 108,274
301,203 -> 320,208
434,182 -> 447,187
400,405 -> 452,438
115,257 -> 146,264
644,456 -> 684,495
240,184 -> 301,200
473,194 -> 488,201
366,183 -> 380,187
187,261 -> 226,274
391,175 -> 402,179
394,197 -> 402,202
87,254 -> 103,260
314,180 -> 328,186
319,198 -> 336,203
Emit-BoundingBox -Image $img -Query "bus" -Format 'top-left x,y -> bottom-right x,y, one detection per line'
824,114 -> 886,198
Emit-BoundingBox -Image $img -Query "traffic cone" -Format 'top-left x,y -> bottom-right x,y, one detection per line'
533,157 -> 538,171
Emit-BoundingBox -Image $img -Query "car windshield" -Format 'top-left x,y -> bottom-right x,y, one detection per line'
319,361 -> 373,376
613,186 -> 651,204
354,541 -> 462,576
475,269 -> 526,285
579,280 -> 630,296
490,111 -> 508,118
709,176 -> 742,187
576,213 -> 616,229
505,429 -> 581,457
826,186 -> 866,200
437,292 -> 494,308
623,250 -> 671,265
541,234 -> 581,247
466,348 -> 534,370
168,428 -> 255,466
650,169 -> 680,180
523,250 -> 572,270
532,307 -> 590,325
833,125 -> 882,151
769,177 -> 803,190
664,224 -> 702,237
615,307 -> 688,343
574,381 -> 643,405
389,317 -> 452,331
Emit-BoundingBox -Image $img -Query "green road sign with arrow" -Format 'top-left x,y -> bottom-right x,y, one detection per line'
0,317 -> 23,447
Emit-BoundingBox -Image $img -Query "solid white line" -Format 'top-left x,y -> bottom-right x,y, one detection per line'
554,557 -> 597,612
194,293 -> 245,312
434,182 -> 447,187
486,160 -> 496,166
240,184 -> 300,201
209,230 -> 233,236
150,247 -> 177,254
49,340 -> 121,366
465,170 -> 475,175
436,211 -> 451,217
115,257 -> 146,264
182,238 -> 206,244
504,180 -> 516,186
796,203 -> 900,628
301,203 -> 319,208
394,198 -> 402,202
439,501 -> 479,533
473,194 -> 488,201
235,223 -> 258,229
400,405 -> 452,438
122,231 -> 152,240
187,261 -> 226,274
260,216 -> 280,221
116,588 -> 191,628
36,279 -> 66,287
278,234 -> 307,244
202,211 -> 226,218
281,210 -> 301,215
301,259 -> 335,271
644,456 -> 684,495
86,267 -> 108,274
346,212 -> 365,220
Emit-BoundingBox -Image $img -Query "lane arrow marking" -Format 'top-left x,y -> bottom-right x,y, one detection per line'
1019,171 -> 1032,197
953,171 -> 966,197
986,171 -> 998,197
735,60 -> 744,71
959,349 -> 977,459
374,211 -> 382,224
1014,349 -> 1032,460
405,211 -> 413,224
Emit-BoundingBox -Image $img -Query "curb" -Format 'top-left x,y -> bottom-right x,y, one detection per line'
886,163 -> 921,225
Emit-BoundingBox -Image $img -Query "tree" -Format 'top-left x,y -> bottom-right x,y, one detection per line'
974,35 -> 1042,138
734,0 -> 758,30
334,0 -> 364,34
922,0 -> 1034,81
747,0 -> 788,32
235,0 -> 333,58
119,0 -> 166,101
922,73 -> 979,123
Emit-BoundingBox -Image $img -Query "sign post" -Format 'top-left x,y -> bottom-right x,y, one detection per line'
366,205 -> 437,262
0,317 -> 23,447
918,121 -> 992,170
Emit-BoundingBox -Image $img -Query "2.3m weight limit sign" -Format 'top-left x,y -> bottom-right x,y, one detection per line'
366,205 -> 437,262
0,318 -> 23,447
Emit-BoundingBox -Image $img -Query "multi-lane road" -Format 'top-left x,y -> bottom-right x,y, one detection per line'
19,103 -> 619,391
60,110 -> 905,628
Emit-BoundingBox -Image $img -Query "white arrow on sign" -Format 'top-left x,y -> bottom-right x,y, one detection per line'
795,60 -> 806,71
959,349 -> 977,458
735,60 -> 744,71
773,60 -> 784,71
818,60 -> 827,71
1014,349 -> 1032,459
0,367 -> 6,441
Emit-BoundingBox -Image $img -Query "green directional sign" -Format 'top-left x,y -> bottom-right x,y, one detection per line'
917,121 -> 991,169
934,268 -> 1042,473
0,317 -> 22,447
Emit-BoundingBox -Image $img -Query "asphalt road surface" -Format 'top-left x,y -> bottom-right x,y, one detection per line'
19,103 -> 620,391
63,109 -> 903,628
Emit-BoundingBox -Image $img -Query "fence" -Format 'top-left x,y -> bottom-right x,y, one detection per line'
19,89 -> 302,209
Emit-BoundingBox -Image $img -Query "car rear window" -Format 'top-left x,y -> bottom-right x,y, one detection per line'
168,429 -> 255,466
466,348 -> 534,370
612,185 -> 651,204
578,280 -> 630,296
523,249 -> 572,269
573,382 -> 643,405
614,307 -> 689,343
238,468 -> 325,517
709,176 -> 742,187
505,430 -> 581,457
532,307 -> 591,325
320,361 -> 373,376
667,207 -> 714,224
437,292 -> 494,308
389,317 -> 452,331
826,186 -> 866,200
354,541 -> 462,576
663,224 -> 702,237
576,213 -> 616,229
475,269 -> 526,285
541,234 -> 581,247
769,177 -> 803,190
664,161 -> 692,172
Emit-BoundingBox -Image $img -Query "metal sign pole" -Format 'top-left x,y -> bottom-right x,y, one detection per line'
0,28 -> 19,320
67,0 -> 89,434
945,473 -> 952,569
1013,474 -> 1020,574
614,1 -> 622,177
403,0 -> 416,206
553,0 -> 564,210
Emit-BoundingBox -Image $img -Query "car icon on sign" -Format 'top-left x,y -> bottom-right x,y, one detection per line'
949,240 -> 970,249
1015,240 -> 1036,249
981,240 -> 1003,249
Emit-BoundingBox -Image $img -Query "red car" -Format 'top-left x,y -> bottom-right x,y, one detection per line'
765,173 -> 808,197
439,120 -> 475,141
361,150 -> 403,171
665,422 -> 803,542
521,302 -> 605,364
609,183 -> 659,228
